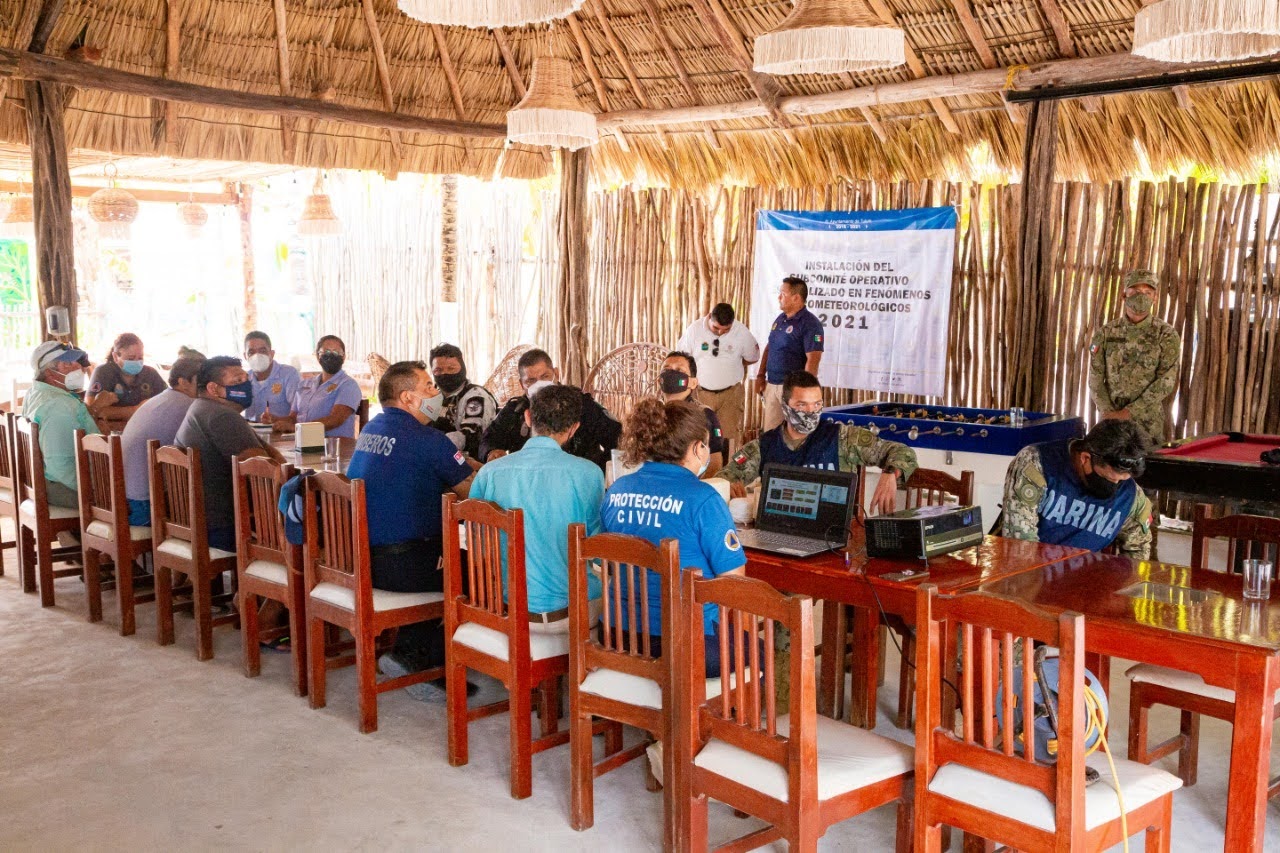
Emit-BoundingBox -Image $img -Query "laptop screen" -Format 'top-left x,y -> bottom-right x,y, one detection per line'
757,464 -> 858,541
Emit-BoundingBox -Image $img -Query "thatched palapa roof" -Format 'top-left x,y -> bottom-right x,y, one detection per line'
1,0 -> 1278,188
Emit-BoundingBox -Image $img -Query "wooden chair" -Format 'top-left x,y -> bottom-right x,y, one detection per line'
233,454 -> 307,696
582,342 -> 668,424
913,584 -> 1180,852
75,430 -> 154,633
356,398 -> 370,431
567,524 -> 673,846
682,571 -> 914,852
303,472 -> 445,733
148,440 -> 239,661
483,344 -> 534,408
0,412 -> 19,570
13,416 -> 82,607
1127,508 -> 1280,790
366,352 -> 391,389
443,494 -> 571,799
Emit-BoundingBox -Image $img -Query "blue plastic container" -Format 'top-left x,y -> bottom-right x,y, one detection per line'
822,402 -> 1084,456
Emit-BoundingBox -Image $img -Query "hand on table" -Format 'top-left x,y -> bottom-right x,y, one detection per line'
729,481 -> 747,499
868,471 -> 899,517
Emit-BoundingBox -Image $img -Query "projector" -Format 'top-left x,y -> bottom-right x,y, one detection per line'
865,504 -> 984,560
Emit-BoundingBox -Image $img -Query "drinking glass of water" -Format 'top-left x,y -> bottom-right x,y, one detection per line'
1242,559 -> 1273,601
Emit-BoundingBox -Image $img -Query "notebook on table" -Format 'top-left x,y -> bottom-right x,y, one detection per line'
736,464 -> 858,558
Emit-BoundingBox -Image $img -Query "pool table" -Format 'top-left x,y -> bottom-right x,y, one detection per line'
1139,432 -> 1280,506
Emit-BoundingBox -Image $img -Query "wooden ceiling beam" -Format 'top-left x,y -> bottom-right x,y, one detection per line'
1037,0 -> 1077,58
588,1 -> 670,147
864,0 -> 960,134
430,25 -> 468,122
565,13 -> 609,111
27,0 -> 66,54
272,0 -> 296,161
150,0 -> 182,150
949,0 -> 996,69
0,46 -> 508,138
688,0 -> 791,131
491,28 -> 526,100
0,179 -> 237,205
635,0 -> 698,103
360,0 -> 404,169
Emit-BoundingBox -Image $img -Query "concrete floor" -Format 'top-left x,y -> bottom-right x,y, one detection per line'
2,548 -> 1278,852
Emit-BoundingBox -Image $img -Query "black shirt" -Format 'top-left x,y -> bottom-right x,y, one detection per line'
175,398 -> 265,534
479,392 -> 621,469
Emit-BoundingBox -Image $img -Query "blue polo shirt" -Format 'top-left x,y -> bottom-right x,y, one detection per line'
765,307 -> 824,383
602,462 -> 745,635
294,370 -> 362,438
244,360 -> 301,422
471,436 -> 604,613
345,408 -> 471,546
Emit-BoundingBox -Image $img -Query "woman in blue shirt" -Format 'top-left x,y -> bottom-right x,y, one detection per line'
602,398 -> 746,676
277,334 -> 363,438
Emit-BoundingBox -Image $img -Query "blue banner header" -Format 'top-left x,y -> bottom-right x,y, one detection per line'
756,207 -> 958,232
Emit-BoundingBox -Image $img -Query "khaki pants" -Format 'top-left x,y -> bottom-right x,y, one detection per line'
700,383 -> 746,445
761,382 -> 785,433
528,597 -> 603,635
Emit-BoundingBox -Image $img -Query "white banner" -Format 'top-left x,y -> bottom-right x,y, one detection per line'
751,207 -> 958,397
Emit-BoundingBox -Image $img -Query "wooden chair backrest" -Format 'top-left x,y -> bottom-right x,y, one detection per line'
0,411 -> 16,494
13,416 -> 48,510
1191,505 -> 1280,570
147,441 -> 206,551
484,344 -> 535,408
366,352 -> 391,389
569,524 -> 680,685
582,342 -> 668,424
683,570 -> 814,796
443,494 -> 529,651
76,430 -> 125,530
904,467 -> 975,509
303,471 -> 370,612
232,453 -> 297,569
915,584 -> 1087,844
356,398 -> 370,430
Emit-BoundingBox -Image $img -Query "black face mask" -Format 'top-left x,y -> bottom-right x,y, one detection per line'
435,372 -> 467,394
1083,468 -> 1121,499
660,369 -> 691,396
318,353 -> 344,374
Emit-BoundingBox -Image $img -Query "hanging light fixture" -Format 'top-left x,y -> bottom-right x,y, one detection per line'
178,184 -> 208,239
1133,0 -> 1280,63
753,0 -> 906,76
507,45 -> 598,151
396,0 -> 583,29
297,171 -> 342,237
0,184 -> 34,240
87,163 -> 139,240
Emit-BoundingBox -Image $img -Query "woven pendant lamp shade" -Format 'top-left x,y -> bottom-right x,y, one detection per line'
88,186 -> 140,240
0,195 -> 34,240
297,175 -> 342,236
507,56 -> 598,151
397,0 -> 583,27
1133,0 -> 1280,63
178,202 -> 208,238
754,0 -> 905,75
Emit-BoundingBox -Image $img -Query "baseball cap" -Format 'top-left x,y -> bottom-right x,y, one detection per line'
31,340 -> 87,373
1124,269 -> 1158,290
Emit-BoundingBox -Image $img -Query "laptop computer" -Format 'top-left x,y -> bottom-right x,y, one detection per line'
736,464 -> 858,558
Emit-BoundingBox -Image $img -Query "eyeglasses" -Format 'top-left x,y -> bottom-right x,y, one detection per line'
711,338 -> 720,357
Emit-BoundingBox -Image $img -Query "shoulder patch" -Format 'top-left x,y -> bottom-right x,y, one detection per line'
1089,344 -> 1099,355
453,450 -> 467,466
733,452 -> 748,465
724,530 -> 742,552
325,383 -> 337,394
464,397 -> 485,416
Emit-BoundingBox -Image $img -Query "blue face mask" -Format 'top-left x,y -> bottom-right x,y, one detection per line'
122,359 -> 145,376
224,380 -> 254,409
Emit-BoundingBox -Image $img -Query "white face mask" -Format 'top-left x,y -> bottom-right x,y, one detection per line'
418,392 -> 443,422
247,353 -> 271,373
61,368 -> 85,393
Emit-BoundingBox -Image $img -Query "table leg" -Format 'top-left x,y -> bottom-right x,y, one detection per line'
818,600 -> 845,720
848,605 -> 880,729
1224,655 -> 1278,852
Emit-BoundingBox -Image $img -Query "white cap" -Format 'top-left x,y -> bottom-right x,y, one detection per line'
31,340 -> 86,373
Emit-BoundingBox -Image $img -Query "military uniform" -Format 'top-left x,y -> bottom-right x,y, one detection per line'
1088,314 -> 1181,447
1002,442 -> 1152,559
719,423 -> 918,486
431,381 -> 497,459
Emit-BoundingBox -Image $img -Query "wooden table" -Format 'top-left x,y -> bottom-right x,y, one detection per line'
266,433 -> 357,473
745,534 -> 1088,727
977,552 -> 1280,852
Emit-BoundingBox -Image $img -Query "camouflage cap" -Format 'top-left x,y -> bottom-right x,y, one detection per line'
1124,269 -> 1158,290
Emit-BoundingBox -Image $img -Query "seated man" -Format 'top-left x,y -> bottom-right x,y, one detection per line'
1002,418 -> 1152,559
719,370 -> 917,516
241,330 -> 300,425
659,350 -> 724,477
471,383 -> 603,634
23,341 -> 100,508
121,356 -> 204,526
427,342 -> 497,460
346,360 -> 473,699
175,356 -> 284,552
479,348 -> 621,469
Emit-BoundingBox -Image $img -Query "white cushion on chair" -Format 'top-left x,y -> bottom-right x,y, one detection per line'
928,754 -> 1182,832
156,538 -> 234,562
1125,663 -> 1262,705
245,559 -> 289,586
578,667 -> 749,711
20,498 -> 77,520
310,581 -> 443,613
693,714 -> 914,803
0,486 -> 12,505
452,621 -> 569,662
85,520 -> 151,542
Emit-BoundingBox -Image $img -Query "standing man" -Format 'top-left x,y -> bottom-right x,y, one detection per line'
427,343 -> 498,460
23,341 -> 99,508
677,302 -> 759,447
242,331 -> 301,426
754,276 -> 824,432
1088,269 -> 1182,447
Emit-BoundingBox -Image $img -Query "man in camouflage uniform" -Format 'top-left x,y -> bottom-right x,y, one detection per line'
720,370 -> 917,516
1088,269 -> 1182,447
1002,419 -> 1152,559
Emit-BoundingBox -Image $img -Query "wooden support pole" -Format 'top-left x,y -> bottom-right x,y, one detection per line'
1012,98 -> 1060,411
151,0 -> 181,150
238,183 -> 257,334
360,0 -> 404,171
24,80 -> 77,342
557,149 -> 590,386
440,175 -> 457,303
272,0 -> 296,161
